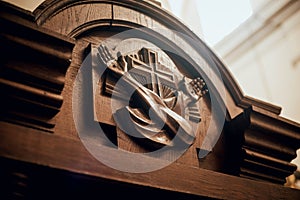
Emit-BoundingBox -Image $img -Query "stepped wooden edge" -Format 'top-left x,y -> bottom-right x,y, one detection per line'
1,1 -> 300,199
0,3 -> 75,132
0,122 -> 299,200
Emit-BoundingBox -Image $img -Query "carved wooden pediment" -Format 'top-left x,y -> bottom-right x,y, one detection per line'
0,1 -> 300,199
94,44 -> 204,148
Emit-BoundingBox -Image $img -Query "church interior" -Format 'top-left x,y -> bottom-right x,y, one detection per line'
1,0 -> 300,199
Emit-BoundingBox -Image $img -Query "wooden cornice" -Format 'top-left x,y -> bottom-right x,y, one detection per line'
209,54 -> 282,116
0,2 -> 35,21
1,121 -> 300,200
226,106 -> 300,184
32,0 -> 284,120
0,1 -> 299,197
33,0 -> 300,186
0,4 -> 75,132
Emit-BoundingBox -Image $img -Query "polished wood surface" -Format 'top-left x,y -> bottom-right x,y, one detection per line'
1,1 -> 300,199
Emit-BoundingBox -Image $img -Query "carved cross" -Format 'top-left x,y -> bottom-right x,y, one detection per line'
126,48 -> 176,98
95,45 -> 206,148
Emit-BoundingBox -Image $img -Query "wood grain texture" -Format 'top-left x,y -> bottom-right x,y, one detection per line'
41,3 -> 112,36
226,106 -> 300,184
0,121 -> 299,200
0,6 -> 75,132
1,0 -> 300,199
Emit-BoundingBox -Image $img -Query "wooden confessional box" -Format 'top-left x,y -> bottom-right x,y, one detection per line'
1,1 -> 300,199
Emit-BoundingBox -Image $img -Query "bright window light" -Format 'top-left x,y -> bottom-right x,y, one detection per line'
197,0 -> 253,46
164,0 -> 253,46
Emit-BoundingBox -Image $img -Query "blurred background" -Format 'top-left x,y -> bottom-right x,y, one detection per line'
158,1 -> 300,189
3,0 -> 300,188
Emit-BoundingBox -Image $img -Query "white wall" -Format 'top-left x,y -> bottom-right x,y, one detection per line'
214,2 -> 300,170
221,8 -> 300,124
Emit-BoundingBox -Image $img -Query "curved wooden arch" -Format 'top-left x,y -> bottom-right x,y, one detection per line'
32,0 -> 283,119
32,0 -> 300,185
1,1 -> 299,196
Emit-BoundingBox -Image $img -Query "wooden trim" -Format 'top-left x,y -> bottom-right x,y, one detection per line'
1,0 -> 300,194
32,0 -> 282,119
0,5 -> 75,132
226,107 -> 300,184
0,122 -> 299,199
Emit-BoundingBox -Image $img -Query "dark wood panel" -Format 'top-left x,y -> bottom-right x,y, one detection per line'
0,122 -> 299,200
0,7 -> 75,132
0,1 -> 300,198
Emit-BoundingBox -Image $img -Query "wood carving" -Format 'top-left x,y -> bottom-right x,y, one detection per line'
226,107 -> 300,184
0,1 -> 300,199
94,44 -> 207,150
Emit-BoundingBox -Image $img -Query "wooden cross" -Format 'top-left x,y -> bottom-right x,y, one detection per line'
126,48 -> 176,98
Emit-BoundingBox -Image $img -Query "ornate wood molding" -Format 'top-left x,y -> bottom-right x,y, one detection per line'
1,122 -> 300,200
33,0 -> 299,184
33,0 -> 282,118
0,4 -> 75,132
226,106 -> 300,184
0,1 -> 299,199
